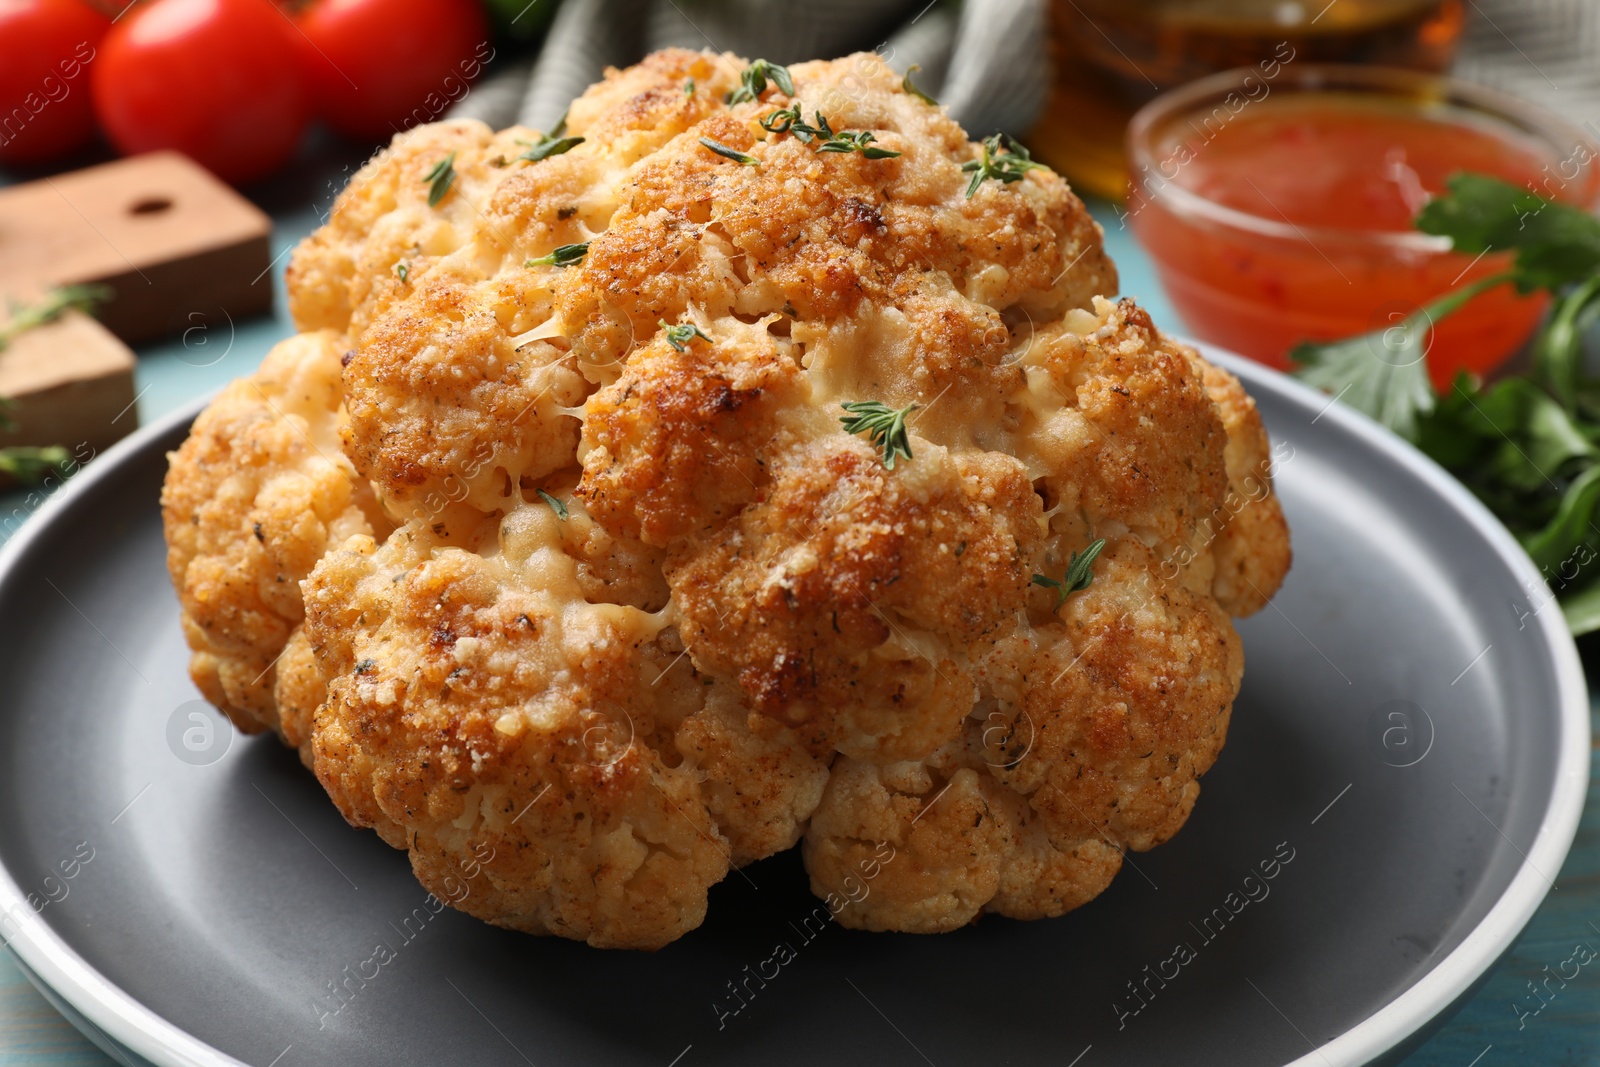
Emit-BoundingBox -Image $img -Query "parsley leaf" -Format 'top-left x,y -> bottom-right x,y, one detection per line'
1292,171 -> 1600,634
1417,173 -> 1600,291
839,400 -> 916,469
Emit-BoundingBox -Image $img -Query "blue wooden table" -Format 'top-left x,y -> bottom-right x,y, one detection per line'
0,186 -> 1595,1065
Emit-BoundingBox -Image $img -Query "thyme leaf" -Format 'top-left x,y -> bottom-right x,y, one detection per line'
537,489 -> 569,520
902,63 -> 937,106
660,319 -> 713,351
516,114 -> 585,163
525,242 -> 590,268
698,137 -> 759,166
423,152 -> 456,207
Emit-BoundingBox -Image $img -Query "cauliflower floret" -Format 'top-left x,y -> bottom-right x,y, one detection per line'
160,331 -> 391,757
804,537 -> 1244,931
165,48 -> 1290,946
800,300 -> 1288,931
302,498 -> 828,948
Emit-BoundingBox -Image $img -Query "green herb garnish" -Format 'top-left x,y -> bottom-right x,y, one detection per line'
0,445 -> 71,484
423,152 -> 456,207
395,262 -> 409,283
761,106 -> 830,143
1292,172 -> 1600,634
516,113 -> 584,163
817,129 -> 900,159
902,63 -> 937,106
685,78 -> 696,96
698,137 -> 759,166
537,489 -> 568,520
0,284 -> 112,351
525,242 -> 590,268
660,319 -> 713,351
961,133 -> 1045,199
840,400 -> 917,469
1032,538 -> 1107,607
760,106 -> 898,157
727,59 -> 794,104
760,103 -> 804,136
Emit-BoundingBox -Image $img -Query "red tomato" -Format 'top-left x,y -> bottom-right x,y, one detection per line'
297,0 -> 490,141
92,0 -> 309,184
0,0 -> 110,166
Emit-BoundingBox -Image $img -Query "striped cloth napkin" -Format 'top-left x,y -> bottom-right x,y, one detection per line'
449,0 -> 1049,139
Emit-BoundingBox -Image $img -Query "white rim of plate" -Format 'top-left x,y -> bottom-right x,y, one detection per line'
0,346 -> 1587,1067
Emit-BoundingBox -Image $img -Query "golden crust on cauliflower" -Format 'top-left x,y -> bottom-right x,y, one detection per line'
160,331 -> 391,756
163,48 -> 1291,947
302,500 -> 827,948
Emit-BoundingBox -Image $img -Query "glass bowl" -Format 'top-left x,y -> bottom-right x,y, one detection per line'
1124,64 -> 1600,384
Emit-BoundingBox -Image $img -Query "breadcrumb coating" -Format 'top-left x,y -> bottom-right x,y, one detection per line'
164,48 -> 1290,946
160,330 -> 391,758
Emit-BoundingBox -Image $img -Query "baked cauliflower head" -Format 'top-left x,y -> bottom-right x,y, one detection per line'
162,49 -> 1289,948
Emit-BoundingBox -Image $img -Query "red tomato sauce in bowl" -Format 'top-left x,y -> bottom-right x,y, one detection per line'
1125,65 -> 1600,386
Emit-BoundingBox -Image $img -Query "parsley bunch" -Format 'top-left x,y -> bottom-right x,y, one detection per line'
1293,174 -> 1600,633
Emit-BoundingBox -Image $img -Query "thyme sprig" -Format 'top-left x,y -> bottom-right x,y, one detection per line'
817,129 -> 900,159
525,242 -> 590,268
0,284 -> 112,351
760,106 -> 899,157
840,400 -> 917,469
727,59 -> 794,104
1032,538 -> 1107,606
0,445 -> 72,484
961,133 -> 1045,199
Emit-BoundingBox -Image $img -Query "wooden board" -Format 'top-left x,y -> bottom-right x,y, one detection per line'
0,310 -> 137,485
0,152 -> 273,345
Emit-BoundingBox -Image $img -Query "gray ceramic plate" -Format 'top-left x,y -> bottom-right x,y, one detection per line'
0,349 -> 1587,1067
